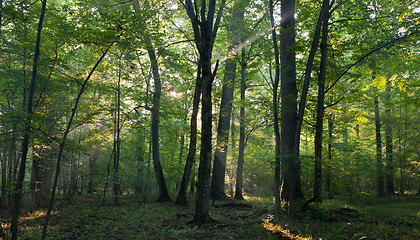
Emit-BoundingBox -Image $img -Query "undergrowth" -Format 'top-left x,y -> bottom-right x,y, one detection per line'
1,193 -> 418,239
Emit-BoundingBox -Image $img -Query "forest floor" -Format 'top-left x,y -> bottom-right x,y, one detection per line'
1,193 -> 419,239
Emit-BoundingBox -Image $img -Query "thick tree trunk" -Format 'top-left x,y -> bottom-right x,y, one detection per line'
279,0 -> 298,216
313,1 -> 330,203
373,82 -> 385,196
176,66 -> 202,206
11,0 -> 46,238
384,77 -> 394,194
183,0 -> 226,224
235,46 -> 247,200
211,26 -> 238,200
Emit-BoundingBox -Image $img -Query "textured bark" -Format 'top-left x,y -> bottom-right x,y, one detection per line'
313,0 -> 330,203
269,0 -> 282,214
280,0 -> 298,216
374,85 -> 385,196
176,67 -> 202,206
11,0 -> 47,238
183,0 -> 226,223
211,18 -> 239,200
234,46 -> 247,200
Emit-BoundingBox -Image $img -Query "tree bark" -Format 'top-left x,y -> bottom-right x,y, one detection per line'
269,0 -> 282,214
373,75 -> 385,196
234,45 -> 247,200
146,38 -> 170,201
183,0 -> 226,223
176,66 -> 202,206
313,0 -> 330,203
113,52 -> 122,203
279,0 -> 298,216
384,76 -> 394,194
326,113 -> 334,198
11,0 -> 47,238
210,9 -> 240,200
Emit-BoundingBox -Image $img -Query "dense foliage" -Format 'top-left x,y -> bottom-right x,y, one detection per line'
0,0 -> 418,238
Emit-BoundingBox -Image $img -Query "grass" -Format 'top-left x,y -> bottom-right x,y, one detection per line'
1,193 -> 419,239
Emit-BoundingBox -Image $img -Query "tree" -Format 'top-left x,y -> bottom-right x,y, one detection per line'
373,75 -> 385,196
182,0 -> 226,223
211,2 -> 243,200
176,67 -> 201,205
313,0 -> 331,203
234,45 -> 247,200
11,0 -> 47,239
384,76 -> 395,194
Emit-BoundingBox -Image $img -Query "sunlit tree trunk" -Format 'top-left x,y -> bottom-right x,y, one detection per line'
373,78 -> 385,197
235,46 -> 247,200
211,7 -> 241,200
176,66 -> 201,206
41,36 -> 118,240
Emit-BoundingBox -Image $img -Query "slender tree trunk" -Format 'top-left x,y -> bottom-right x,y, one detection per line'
384,76 -> 394,194
113,53 -> 122,203
1,146 -> 6,206
373,82 -> 385,196
211,17 -> 239,200
269,0 -> 282,214
41,38 -> 118,240
146,38 -> 170,201
176,67 -> 201,206
326,113 -> 334,198
11,0 -> 46,238
234,46 -> 247,200
313,1 -> 330,203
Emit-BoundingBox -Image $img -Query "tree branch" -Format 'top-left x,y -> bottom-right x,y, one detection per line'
325,31 -> 418,94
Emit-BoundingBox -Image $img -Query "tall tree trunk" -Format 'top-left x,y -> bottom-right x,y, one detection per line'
183,0 -> 226,223
279,0 -> 299,216
234,46 -> 247,200
113,53 -> 122,203
384,76 -> 394,194
11,0 -> 47,238
146,38 -> 170,202
269,0 -> 282,214
176,67 -> 201,206
373,79 -> 385,196
313,0 -> 330,203
210,9 -> 240,199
